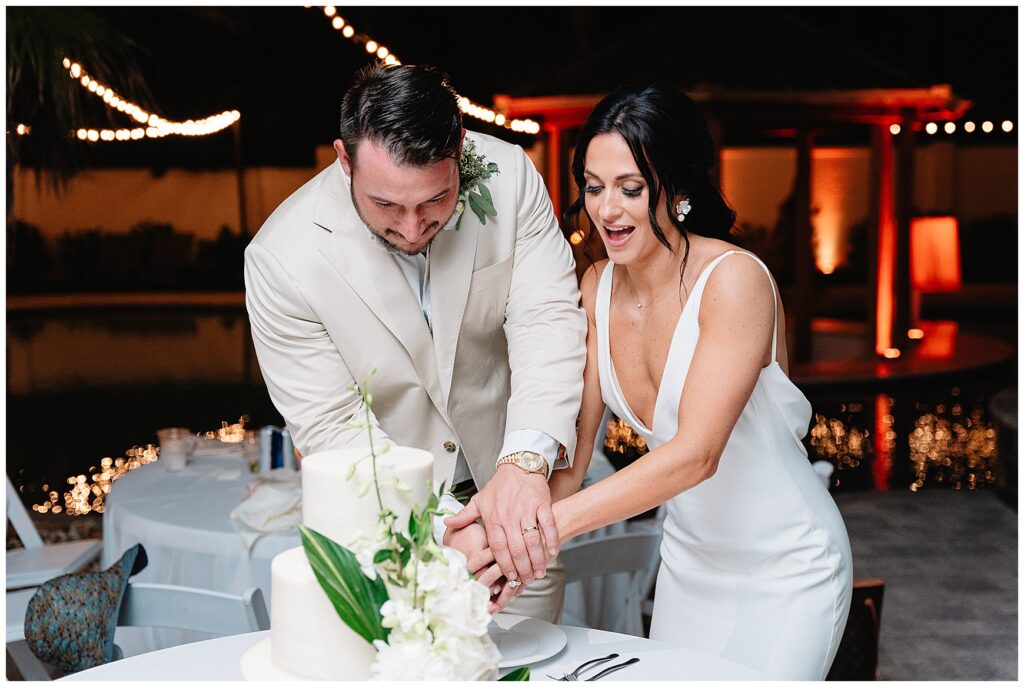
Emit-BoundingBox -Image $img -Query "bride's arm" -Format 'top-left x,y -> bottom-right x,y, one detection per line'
549,263 -> 607,503
552,255 -> 779,543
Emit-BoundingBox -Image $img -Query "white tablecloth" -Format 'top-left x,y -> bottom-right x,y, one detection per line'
102,455 -> 299,654
61,617 -> 773,681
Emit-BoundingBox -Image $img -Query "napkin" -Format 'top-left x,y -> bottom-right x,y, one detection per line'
230,469 -> 302,553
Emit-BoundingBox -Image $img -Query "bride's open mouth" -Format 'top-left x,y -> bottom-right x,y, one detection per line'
603,225 -> 636,247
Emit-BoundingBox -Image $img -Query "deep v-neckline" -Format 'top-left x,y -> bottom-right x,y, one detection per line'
605,254 -> 732,434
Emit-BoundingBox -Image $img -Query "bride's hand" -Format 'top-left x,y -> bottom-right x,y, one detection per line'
445,522 -> 495,580
478,563 -> 525,615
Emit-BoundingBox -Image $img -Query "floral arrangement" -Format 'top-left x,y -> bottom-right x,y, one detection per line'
451,138 -> 500,230
299,372 -> 527,681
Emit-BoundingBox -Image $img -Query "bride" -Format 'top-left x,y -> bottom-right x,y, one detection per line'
547,83 -> 853,680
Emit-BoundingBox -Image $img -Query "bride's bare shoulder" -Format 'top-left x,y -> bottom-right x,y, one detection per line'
579,259 -> 610,314
700,249 -> 776,325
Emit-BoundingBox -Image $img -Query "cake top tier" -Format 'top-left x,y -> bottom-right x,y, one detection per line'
300,446 -> 434,547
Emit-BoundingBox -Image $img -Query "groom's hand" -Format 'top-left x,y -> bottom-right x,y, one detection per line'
444,465 -> 559,588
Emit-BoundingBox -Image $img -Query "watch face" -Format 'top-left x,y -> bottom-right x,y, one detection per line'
521,452 -> 544,471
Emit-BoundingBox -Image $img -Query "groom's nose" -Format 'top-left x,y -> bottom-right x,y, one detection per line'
397,214 -> 428,242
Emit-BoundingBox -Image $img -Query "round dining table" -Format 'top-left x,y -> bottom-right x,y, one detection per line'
102,451 -> 300,655
61,614 -> 773,681
102,442 -> 642,655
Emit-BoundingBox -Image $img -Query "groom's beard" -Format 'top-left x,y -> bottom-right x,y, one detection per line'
351,188 -> 459,256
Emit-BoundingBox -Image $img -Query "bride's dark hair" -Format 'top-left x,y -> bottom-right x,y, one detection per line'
564,83 -> 736,276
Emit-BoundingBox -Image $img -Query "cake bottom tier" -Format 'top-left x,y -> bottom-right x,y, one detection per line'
266,546 -> 376,680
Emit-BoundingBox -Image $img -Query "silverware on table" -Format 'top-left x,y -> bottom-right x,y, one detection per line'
546,652 -> 620,681
584,657 -> 641,681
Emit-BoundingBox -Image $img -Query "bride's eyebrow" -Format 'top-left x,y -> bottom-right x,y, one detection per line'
583,169 -> 643,181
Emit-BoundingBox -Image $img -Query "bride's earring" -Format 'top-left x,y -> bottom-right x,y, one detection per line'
675,199 -> 692,223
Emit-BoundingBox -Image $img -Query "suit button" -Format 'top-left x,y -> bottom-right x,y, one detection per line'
443,441 -> 457,453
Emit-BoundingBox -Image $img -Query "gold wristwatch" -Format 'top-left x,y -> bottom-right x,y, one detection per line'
495,450 -> 549,477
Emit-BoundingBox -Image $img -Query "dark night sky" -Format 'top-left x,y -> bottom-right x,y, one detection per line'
16,5 -> 1019,169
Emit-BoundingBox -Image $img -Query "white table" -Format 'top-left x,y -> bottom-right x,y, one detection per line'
102,455 -> 299,654
61,616 -> 773,681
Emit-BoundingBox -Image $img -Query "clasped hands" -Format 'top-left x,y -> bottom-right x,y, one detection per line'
443,464 -> 559,614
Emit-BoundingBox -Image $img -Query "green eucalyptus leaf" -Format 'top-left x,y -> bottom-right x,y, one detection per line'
473,187 -> 496,217
487,162 -> 500,173
299,525 -> 389,645
467,192 -> 487,223
500,667 -> 531,681
475,179 -> 493,206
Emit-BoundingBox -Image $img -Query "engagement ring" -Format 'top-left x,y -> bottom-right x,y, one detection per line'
507,579 -> 522,589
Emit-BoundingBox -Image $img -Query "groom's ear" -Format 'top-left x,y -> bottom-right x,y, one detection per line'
334,138 -> 353,176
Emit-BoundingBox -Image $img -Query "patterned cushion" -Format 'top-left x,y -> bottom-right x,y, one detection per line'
23,543 -> 147,674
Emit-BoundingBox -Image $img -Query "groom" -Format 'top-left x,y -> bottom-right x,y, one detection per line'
244,63 -> 586,622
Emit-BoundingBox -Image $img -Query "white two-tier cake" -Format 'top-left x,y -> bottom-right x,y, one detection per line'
240,446 -> 434,681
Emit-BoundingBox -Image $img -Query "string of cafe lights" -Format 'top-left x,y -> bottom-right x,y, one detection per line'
310,5 -> 541,135
9,58 -> 240,143
888,119 -> 1015,136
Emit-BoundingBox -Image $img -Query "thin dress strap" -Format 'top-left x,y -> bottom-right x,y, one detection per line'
719,251 -> 779,361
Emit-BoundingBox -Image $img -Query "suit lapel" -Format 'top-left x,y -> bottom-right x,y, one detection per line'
429,214 -> 480,409
314,163 -> 445,411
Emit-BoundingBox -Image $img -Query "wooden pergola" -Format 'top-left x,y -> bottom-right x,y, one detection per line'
494,86 -> 972,363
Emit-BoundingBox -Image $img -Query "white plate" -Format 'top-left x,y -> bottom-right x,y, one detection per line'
490,613 -> 568,668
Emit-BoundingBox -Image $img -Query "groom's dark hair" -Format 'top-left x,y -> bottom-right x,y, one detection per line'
340,63 -> 462,168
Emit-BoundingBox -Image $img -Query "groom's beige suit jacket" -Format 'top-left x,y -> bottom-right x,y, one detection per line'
244,130 -> 586,492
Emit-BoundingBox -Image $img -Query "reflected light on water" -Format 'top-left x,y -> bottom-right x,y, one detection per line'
29,416 -> 251,516
604,416 -> 648,458
810,390 -> 999,492
909,407 -> 997,491
32,445 -> 159,516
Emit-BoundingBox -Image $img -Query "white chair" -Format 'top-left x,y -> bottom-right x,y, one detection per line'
6,476 -> 102,592
559,530 -> 663,637
117,582 -> 270,636
7,475 -> 102,679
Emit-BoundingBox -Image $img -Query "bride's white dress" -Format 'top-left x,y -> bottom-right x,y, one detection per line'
595,250 -> 853,680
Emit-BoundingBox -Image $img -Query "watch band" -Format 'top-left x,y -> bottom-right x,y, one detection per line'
495,450 -> 549,475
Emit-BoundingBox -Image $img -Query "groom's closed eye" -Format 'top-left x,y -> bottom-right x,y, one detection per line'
370,191 -> 449,210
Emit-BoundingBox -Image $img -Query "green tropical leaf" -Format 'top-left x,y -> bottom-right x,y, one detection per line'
500,667 -> 531,680
373,549 -> 394,564
468,192 -> 487,223
299,525 -> 389,645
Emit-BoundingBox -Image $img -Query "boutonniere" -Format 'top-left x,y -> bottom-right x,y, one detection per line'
449,139 -> 500,231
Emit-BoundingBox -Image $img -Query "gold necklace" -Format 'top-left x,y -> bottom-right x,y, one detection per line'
624,274 -> 652,309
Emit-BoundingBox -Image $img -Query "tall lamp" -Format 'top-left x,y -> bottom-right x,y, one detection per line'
909,216 -> 963,339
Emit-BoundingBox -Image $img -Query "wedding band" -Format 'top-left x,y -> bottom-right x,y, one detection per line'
522,525 -> 539,534
508,579 -> 521,589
